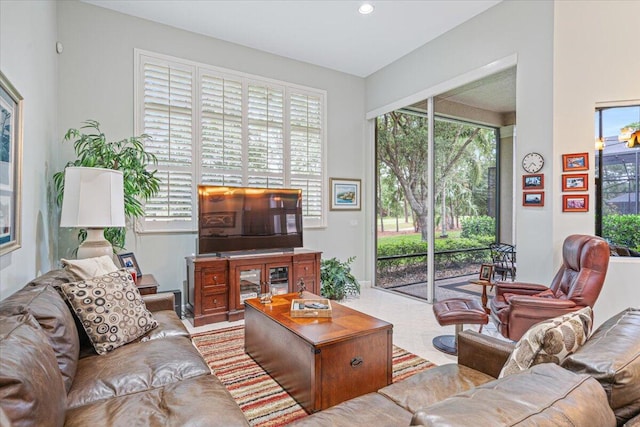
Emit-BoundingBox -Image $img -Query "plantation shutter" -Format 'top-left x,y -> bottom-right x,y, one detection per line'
136,50 -> 327,232
247,83 -> 285,188
289,91 -> 324,222
139,57 -> 195,231
200,73 -> 244,186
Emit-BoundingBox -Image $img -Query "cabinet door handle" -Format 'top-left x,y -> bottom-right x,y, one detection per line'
350,357 -> 363,368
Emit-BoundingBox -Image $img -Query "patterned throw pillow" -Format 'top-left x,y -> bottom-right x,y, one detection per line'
499,306 -> 592,378
58,269 -> 157,355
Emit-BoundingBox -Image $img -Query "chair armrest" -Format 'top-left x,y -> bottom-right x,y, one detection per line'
494,281 -> 548,297
457,330 -> 514,378
509,296 -> 577,310
142,292 -> 175,312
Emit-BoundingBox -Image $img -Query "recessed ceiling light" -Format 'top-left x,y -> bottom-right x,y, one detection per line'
358,3 -> 374,15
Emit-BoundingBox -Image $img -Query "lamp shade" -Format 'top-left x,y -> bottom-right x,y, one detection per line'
60,167 -> 126,228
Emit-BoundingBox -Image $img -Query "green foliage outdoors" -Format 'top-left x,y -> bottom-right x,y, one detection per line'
460,215 -> 495,238
320,257 -> 360,300
53,120 -> 160,251
377,234 -> 493,273
602,214 -> 640,250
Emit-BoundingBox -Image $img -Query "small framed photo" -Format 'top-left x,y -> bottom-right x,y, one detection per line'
563,194 -> 589,212
117,252 -> 142,278
479,264 -> 493,282
562,173 -> 588,191
330,178 -> 361,211
522,174 -> 544,190
523,191 -> 545,207
562,152 -> 589,172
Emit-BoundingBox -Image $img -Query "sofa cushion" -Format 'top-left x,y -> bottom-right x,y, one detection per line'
59,269 -> 158,355
410,363 -> 615,427
287,392 -> 413,427
64,374 -> 249,427
0,313 -> 67,427
0,284 -> 80,393
67,335 -> 211,408
562,307 -> 640,425
61,255 -> 120,280
499,306 -> 592,377
378,364 -> 494,413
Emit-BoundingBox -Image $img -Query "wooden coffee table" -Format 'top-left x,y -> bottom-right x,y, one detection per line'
244,292 -> 393,413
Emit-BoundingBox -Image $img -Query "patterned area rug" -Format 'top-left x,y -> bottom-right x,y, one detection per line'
192,325 -> 435,427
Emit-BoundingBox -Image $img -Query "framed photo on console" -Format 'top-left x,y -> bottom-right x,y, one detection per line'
117,252 -> 142,278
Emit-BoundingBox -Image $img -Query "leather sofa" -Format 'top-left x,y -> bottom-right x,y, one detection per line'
290,307 -> 640,427
0,269 -> 249,427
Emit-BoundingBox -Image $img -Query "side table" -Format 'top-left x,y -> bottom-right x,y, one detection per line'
135,274 -> 159,295
469,279 -> 492,314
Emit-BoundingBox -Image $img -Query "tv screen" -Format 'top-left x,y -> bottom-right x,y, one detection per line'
197,185 -> 303,255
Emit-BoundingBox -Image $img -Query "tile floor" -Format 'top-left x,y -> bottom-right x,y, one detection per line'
182,284 -> 505,367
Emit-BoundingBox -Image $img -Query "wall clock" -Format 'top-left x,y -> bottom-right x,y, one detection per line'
522,152 -> 544,173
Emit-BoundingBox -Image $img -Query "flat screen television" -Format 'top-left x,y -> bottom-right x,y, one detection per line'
197,185 -> 303,256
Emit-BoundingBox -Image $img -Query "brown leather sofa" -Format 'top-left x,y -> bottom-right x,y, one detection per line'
290,307 -> 640,427
490,234 -> 610,340
0,269 -> 249,427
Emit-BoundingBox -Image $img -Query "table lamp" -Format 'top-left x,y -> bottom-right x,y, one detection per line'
60,167 -> 126,259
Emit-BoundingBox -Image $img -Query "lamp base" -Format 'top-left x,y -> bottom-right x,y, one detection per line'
77,228 -> 113,259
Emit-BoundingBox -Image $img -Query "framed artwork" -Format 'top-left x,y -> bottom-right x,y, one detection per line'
523,191 -> 545,207
522,174 -> 544,190
0,71 -> 23,256
563,194 -> 589,212
562,152 -> 589,172
330,178 -> 361,210
117,252 -> 142,278
562,173 -> 588,192
479,264 -> 493,282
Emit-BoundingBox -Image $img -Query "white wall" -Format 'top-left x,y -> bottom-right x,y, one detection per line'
365,1 -> 556,283
0,1 -> 58,297
56,2 -> 366,294
553,0 -> 640,319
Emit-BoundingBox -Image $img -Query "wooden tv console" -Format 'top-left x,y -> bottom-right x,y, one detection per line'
185,249 -> 321,326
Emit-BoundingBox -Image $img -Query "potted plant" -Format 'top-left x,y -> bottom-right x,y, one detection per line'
320,256 -> 360,300
53,120 -> 160,251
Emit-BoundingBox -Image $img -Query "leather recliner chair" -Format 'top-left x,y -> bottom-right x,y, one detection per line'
489,234 -> 610,341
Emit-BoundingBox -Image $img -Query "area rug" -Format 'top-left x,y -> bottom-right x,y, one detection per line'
192,325 -> 435,427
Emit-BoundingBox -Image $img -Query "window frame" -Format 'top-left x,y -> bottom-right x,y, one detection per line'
134,49 -> 327,233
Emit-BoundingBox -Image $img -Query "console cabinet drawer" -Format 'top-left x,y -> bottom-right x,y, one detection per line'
202,289 -> 228,313
202,269 -> 227,287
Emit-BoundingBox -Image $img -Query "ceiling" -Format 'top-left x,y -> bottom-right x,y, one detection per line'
83,0 -> 501,78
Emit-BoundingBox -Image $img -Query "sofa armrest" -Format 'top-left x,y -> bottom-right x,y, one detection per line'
142,293 -> 174,312
457,330 -> 514,378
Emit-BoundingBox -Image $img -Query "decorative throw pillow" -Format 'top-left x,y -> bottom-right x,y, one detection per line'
58,269 -> 157,355
499,306 -> 592,378
61,255 -> 119,280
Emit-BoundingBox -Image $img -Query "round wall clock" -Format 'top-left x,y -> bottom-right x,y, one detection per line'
522,152 -> 544,173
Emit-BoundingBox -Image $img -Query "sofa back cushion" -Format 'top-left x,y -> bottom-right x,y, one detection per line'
0,313 -> 67,427
0,281 -> 80,392
562,307 -> 640,425
410,363 -> 615,427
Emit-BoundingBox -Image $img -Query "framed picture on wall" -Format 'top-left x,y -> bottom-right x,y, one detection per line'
563,194 -> 589,212
522,174 -> 544,190
523,191 -> 545,207
562,152 -> 589,172
0,72 -> 23,256
562,173 -> 588,191
330,178 -> 361,210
